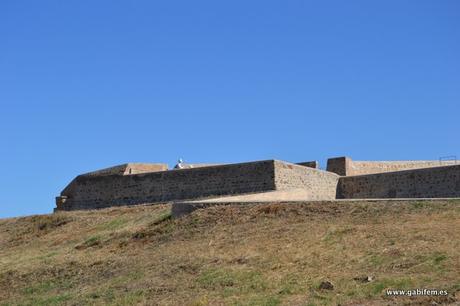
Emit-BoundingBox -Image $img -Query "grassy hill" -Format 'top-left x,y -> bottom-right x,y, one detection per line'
0,200 -> 459,305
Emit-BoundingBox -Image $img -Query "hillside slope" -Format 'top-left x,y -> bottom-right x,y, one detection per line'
0,200 -> 459,305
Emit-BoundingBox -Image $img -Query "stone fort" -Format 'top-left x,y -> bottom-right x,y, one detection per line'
55,156 -> 460,213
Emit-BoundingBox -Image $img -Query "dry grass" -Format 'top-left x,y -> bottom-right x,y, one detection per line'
0,200 -> 459,305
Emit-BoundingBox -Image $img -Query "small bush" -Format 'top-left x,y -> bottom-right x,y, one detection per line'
75,235 -> 102,250
96,218 -> 127,231
149,210 -> 172,226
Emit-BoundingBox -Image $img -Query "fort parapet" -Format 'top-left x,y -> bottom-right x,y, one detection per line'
56,160 -> 339,211
337,164 -> 460,199
55,156 -> 460,211
326,156 -> 457,176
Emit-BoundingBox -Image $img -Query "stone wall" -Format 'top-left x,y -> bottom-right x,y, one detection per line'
326,157 -> 350,176
274,161 -> 339,200
57,160 -> 277,211
83,163 -> 168,177
56,160 -> 342,211
337,164 -> 460,199
174,163 -> 222,169
123,163 -> 169,175
295,161 -> 319,169
327,156 -> 457,176
56,158 -> 460,212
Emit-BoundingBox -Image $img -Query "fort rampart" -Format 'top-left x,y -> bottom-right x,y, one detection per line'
337,164 -> 460,199
58,160 -> 275,210
274,161 -> 338,200
56,160 -> 339,211
56,156 -> 460,212
327,157 -> 457,176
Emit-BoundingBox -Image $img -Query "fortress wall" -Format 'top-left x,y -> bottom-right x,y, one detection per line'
124,164 -> 169,175
327,156 -> 457,176
348,161 -> 457,176
337,164 -> 460,199
274,161 -> 339,200
295,161 -> 319,169
57,160 -> 277,211
83,163 -> 168,177
326,157 -> 350,176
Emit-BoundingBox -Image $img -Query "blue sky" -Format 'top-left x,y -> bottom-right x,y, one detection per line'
1,1 -> 459,218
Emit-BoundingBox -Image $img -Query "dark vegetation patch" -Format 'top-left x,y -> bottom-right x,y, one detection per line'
5,214 -> 74,245
75,235 -> 102,250
26,214 -> 74,233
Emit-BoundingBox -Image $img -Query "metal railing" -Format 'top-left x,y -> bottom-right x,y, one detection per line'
439,155 -> 457,165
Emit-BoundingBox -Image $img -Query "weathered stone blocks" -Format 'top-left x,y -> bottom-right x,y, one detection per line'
337,164 -> 460,199
56,160 -> 340,211
55,157 -> 460,212
327,156 -> 457,176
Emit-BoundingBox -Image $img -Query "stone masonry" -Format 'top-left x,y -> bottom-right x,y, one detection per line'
56,160 -> 339,211
55,156 -> 460,211
327,156 -> 457,176
337,164 -> 460,199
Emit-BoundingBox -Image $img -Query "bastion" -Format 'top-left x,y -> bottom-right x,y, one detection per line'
56,160 -> 338,211
55,156 -> 460,212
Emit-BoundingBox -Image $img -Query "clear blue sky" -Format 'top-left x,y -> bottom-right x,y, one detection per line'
1,1 -> 459,218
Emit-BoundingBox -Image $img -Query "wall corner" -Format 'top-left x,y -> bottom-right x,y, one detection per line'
326,156 -> 352,176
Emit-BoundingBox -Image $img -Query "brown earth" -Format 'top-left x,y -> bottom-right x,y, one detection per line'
0,200 -> 459,305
